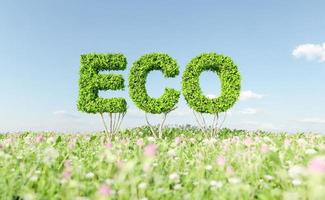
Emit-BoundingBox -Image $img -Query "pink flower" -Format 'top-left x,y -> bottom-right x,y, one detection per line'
116,160 -> 124,170
122,139 -> 129,145
144,144 -> 157,157
216,155 -> 226,166
308,157 -> 325,173
143,163 -> 151,172
35,135 -> 44,143
99,184 -> 112,197
105,142 -> 113,149
62,170 -> 72,179
174,137 -> 182,145
136,139 -> 145,147
226,166 -> 234,175
243,138 -> 253,146
284,139 -> 291,147
260,144 -> 270,153
64,160 -> 72,169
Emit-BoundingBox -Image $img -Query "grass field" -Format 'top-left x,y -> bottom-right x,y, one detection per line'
1,127 -> 325,200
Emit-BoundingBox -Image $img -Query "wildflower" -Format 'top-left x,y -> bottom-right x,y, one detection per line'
144,144 -> 157,157
46,136 -> 56,144
62,170 -> 72,179
136,139 -> 145,147
305,148 -> 317,155
30,175 -> 38,182
167,149 -> 177,157
147,137 -> 155,142
138,182 -> 147,189
98,184 -> 112,197
226,166 -> 234,175
35,135 -> 44,143
288,165 -> 306,178
205,165 -> 213,171
43,147 -> 59,164
105,142 -> 113,149
243,137 -> 253,146
85,172 -> 95,179
174,137 -> 182,145
105,179 -> 114,185
173,184 -> 182,190
169,172 -> 179,182
260,144 -> 270,153
292,178 -> 302,186
143,163 -> 151,172
228,177 -> 241,184
284,139 -> 291,147
156,188 -> 164,193
216,155 -> 226,166
210,180 -> 223,188
116,160 -> 124,170
64,159 -> 72,168
308,156 -> 325,173
264,175 -> 274,180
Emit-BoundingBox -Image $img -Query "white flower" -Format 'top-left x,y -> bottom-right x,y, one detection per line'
138,182 -> 147,189
167,149 -> 177,157
264,175 -> 274,180
43,147 -> 59,164
297,138 -> 306,145
288,166 -> 306,178
156,188 -> 164,193
205,165 -> 213,171
173,184 -> 182,190
228,177 -> 241,184
210,180 -> 223,188
169,172 -> 179,182
292,178 -> 302,186
189,138 -> 196,143
46,137 -> 56,144
30,175 -> 38,182
85,172 -> 94,179
105,178 -> 114,185
305,148 -> 317,155
140,198 -> 148,200
147,137 -> 155,142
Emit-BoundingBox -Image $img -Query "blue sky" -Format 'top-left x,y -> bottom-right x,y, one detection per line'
0,0 -> 325,133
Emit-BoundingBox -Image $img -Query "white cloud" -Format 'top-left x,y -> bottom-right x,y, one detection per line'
298,118 -> 325,124
207,94 -> 217,99
292,43 -> 325,62
239,108 -> 259,115
239,90 -> 264,101
53,110 -> 79,119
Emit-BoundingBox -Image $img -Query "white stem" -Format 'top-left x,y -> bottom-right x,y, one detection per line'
159,113 -> 167,138
100,113 -> 109,135
145,113 -> 156,137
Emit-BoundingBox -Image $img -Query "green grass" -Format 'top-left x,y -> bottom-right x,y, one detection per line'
0,127 -> 325,200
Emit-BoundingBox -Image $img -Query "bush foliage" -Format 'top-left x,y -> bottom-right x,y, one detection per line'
77,53 -> 127,114
128,53 -> 180,114
182,53 -> 241,114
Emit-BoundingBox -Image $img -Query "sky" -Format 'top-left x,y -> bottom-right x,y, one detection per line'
0,0 -> 325,133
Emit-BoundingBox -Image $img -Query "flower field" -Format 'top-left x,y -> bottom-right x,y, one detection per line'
1,127 -> 325,200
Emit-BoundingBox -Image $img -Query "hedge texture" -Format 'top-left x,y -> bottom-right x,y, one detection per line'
182,53 -> 241,113
128,53 -> 180,114
77,53 -> 127,114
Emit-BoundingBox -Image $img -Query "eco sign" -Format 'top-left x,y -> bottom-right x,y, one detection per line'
77,52 -> 241,137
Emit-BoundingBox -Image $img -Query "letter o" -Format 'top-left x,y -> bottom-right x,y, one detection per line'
182,53 -> 241,113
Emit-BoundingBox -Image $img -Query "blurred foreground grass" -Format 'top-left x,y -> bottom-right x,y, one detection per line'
1,127 -> 325,200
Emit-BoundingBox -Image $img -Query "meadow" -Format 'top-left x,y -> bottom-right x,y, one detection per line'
1,127 -> 325,200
